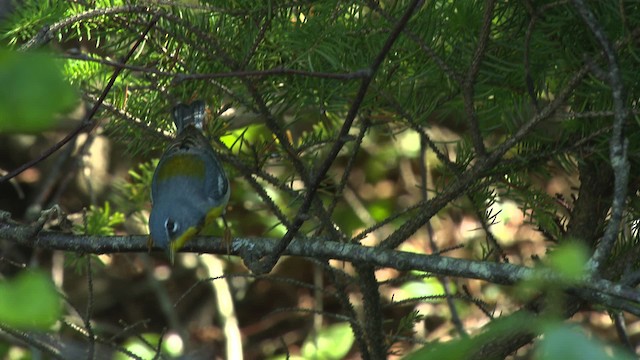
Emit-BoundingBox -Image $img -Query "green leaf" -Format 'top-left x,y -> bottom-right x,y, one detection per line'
0,50 -> 76,133
547,242 -> 588,282
406,312 -> 533,360
535,324 -> 634,360
302,322 -> 355,360
0,342 -> 9,359
0,271 -> 61,330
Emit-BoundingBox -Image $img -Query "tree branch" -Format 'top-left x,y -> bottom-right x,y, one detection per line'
462,0 -> 495,157
2,213 -> 639,315
20,5 -> 157,51
62,53 -> 371,81
572,0 -> 630,273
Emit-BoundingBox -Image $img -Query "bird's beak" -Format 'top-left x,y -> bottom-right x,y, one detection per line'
167,242 -> 177,265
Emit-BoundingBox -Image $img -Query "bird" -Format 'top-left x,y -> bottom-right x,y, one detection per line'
149,100 -> 230,263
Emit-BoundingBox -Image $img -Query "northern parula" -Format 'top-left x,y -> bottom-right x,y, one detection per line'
149,100 -> 230,263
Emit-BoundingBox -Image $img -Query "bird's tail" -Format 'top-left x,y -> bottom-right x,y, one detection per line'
172,100 -> 206,133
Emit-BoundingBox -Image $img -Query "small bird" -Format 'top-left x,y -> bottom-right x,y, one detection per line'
149,100 -> 230,263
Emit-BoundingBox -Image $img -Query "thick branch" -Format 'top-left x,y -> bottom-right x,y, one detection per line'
572,0 -> 630,273
2,216 -> 639,315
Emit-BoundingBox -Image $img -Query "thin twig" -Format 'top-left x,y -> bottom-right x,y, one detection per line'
0,323 -> 66,359
326,118 -> 370,218
419,132 -> 468,338
20,5 -> 156,50
612,312 -> 633,352
85,256 -> 95,360
365,0 -> 464,84
325,266 -> 371,360
462,0 -> 496,157
469,196 -> 507,263
63,52 -> 370,81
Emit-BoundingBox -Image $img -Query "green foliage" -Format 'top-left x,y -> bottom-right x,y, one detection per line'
406,312 -> 532,360
407,315 -> 634,360
535,324 -> 634,360
300,322 -> 355,360
73,202 -> 125,236
515,243 -> 590,304
269,322 -> 355,360
391,309 -> 424,346
116,160 -> 156,215
64,254 -> 104,276
546,242 -> 589,282
368,199 -> 395,221
0,271 -> 61,330
0,343 -> 8,359
0,50 -> 76,133
0,1 -> 67,45
399,277 -> 447,302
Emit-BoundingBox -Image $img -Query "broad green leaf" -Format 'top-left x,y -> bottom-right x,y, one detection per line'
547,242 -> 588,282
0,50 -> 76,133
405,312 -> 532,360
0,271 -> 60,330
0,342 -> 9,359
535,324 -> 634,360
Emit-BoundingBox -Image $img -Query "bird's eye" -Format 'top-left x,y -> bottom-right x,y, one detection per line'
165,218 -> 180,236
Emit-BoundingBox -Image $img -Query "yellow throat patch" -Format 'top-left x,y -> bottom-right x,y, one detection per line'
170,206 -> 226,257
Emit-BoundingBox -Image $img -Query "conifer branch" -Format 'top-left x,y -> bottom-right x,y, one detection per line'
20,5 -> 157,51
462,0 -> 495,157
1,214 -> 639,316
572,0 -> 631,273
1,16 -> 160,184
252,0 -> 425,275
